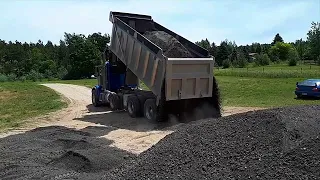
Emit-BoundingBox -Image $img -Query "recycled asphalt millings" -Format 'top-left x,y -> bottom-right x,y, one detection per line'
105,105 -> 320,180
143,31 -> 194,58
0,126 -> 136,180
1,105 -> 320,180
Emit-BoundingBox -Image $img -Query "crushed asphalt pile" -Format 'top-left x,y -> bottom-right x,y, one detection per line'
0,126 -> 136,180
143,31 -> 194,58
106,105 -> 320,180
1,105 -> 320,180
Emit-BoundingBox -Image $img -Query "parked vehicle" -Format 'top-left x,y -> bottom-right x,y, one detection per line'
295,79 -> 320,98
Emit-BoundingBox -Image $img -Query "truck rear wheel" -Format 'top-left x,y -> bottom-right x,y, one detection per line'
109,94 -> 120,111
127,96 -> 141,118
144,99 -> 157,121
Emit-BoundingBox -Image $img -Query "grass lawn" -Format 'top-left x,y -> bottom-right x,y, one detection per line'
0,82 -> 66,132
216,76 -> 319,107
215,63 -> 320,78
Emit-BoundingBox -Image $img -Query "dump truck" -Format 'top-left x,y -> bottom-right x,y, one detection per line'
91,11 -> 221,122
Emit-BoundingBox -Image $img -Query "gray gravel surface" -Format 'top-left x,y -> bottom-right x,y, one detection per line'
0,126 -> 136,180
2,105 -> 320,180
143,31 -> 194,58
105,105 -> 320,180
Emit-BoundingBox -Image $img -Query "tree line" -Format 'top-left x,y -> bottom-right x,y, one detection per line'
0,32 -> 110,82
0,22 -> 319,82
195,21 -> 320,68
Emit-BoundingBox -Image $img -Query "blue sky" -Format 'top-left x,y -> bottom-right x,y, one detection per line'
0,0 -> 319,45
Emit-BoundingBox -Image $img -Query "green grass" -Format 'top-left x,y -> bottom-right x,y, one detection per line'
216,76 -> 319,108
0,82 -> 67,132
215,63 -> 320,78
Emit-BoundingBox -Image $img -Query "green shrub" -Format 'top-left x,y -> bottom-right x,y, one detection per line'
0,74 -> 8,82
288,48 -> 299,66
269,42 -> 292,61
255,53 -> 270,66
57,67 -> 68,80
44,70 -> 56,81
233,53 -> 248,68
19,76 -> 26,82
27,70 -> 43,82
222,59 -> 231,69
317,55 -> 320,66
7,73 -> 17,82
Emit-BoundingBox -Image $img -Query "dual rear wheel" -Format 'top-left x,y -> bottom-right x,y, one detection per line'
127,96 -> 157,121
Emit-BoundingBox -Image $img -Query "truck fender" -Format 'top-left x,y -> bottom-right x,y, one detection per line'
92,85 -> 102,98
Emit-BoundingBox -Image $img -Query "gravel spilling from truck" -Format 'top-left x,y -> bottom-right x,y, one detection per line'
143,31 -> 194,58
105,105 -> 320,179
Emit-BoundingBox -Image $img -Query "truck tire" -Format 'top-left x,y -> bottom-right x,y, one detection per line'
127,95 -> 140,118
144,99 -> 157,121
92,89 -> 101,107
109,94 -> 120,111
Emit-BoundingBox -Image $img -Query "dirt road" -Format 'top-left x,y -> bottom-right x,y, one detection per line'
0,83 -> 264,154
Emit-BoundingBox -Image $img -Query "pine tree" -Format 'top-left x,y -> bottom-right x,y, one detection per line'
271,33 -> 284,46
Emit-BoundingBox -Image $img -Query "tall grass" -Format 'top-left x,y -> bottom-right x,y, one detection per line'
214,64 -> 320,78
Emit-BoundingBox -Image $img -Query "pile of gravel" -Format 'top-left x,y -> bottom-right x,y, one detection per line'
106,105 -> 320,179
143,31 -> 194,58
0,126 -> 135,180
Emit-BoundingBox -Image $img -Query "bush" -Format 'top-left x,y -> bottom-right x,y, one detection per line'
7,73 -> 17,82
27,70 -> 44,82
288,48 -> 299,66
0,74 -> 8,82
19,76 -> 26,82
57,67 -> 68,80
233,53 -> 248,68
44,70 -> 56,81
317,55 -> 320,66
254,53 -> 270,66
269,42 -> 292,61
222,59 -> 231,69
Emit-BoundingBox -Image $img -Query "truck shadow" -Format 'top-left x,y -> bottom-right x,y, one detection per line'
0,125 -> 136,179
75,104 -> 184,132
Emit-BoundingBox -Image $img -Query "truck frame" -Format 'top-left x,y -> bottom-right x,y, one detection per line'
92,11 -> 221,122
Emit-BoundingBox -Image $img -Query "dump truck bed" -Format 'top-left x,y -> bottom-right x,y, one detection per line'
109,11 -> 215,101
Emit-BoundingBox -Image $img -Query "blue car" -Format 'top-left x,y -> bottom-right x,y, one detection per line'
295,79 -> 320,98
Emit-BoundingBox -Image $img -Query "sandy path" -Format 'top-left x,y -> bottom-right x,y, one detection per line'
0,83 -> 265,154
